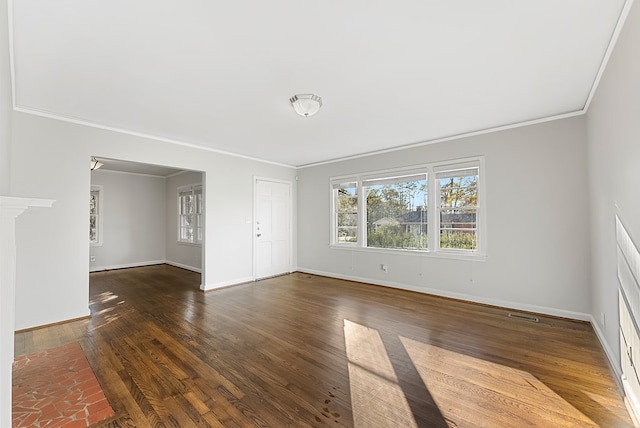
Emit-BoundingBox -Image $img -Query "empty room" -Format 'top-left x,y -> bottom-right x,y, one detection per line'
2,0 -> 640,427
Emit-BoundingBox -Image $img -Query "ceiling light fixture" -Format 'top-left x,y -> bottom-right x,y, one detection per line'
290,94 -> 322,117
90,157 -> 104,171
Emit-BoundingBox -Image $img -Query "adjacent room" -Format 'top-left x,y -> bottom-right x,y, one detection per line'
2,0 -> 640,426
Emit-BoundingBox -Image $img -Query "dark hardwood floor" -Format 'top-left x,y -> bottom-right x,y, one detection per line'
14,265 -> 634,427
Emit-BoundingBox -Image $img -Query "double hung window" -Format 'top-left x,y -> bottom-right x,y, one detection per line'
333,181 -> 358,244
90,185 -> 103,246
178,184 -> 203,244
437,165 -> 478,250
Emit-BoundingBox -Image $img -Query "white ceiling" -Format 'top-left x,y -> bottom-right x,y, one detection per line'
11,0 -> 629,167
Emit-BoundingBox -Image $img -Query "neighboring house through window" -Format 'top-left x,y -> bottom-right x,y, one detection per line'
331,157 -> 484,256
178,184 -> 203,244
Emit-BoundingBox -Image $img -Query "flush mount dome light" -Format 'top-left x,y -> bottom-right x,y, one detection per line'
289,94 -> 322,117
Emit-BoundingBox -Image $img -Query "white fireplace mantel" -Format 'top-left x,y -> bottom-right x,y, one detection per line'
0,196 -> 55,428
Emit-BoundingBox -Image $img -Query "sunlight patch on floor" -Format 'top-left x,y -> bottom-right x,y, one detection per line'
399,336 -> 599,427
344,319 -> 418,428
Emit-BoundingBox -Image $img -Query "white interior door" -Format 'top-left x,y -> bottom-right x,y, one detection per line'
255,179 -> 291,279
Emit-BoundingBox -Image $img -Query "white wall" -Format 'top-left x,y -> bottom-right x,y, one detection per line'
11,112 -> 296,329
0,0 -> 11,195
586,0 -> 640,375
89,170 -> 167,271
166,170 -> 203,272
298,116 -> 592,319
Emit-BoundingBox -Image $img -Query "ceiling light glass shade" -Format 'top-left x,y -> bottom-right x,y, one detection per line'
290,94 -> 322,117
90,157 -> 104,171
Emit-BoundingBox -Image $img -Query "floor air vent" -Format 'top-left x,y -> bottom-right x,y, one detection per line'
508,312 -> 540,323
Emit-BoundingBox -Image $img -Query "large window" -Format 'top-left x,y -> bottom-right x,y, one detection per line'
89,185 -> 103,246
178,184 -> 203,244
331,157 -> 484,256
364,173 -> 428,250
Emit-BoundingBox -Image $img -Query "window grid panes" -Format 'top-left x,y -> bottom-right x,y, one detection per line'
364,174 -> 428,250
178,185 -> 203,244
334,182 -> 358,244
437,168 -> 478,250
330,158 -> 483,255
89,190 -> 99,244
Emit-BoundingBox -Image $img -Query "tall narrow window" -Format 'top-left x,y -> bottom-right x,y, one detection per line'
333,181 -> 358,244
89,185 -> 103,246
364,173 -> 427,250
178,184 -> 203,244
194,186 -> 203,243
437,166 -> 478,251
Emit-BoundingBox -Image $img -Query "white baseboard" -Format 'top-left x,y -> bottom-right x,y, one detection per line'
90,260 -> 202,273
296,267 -> 591,321
89,260 -> 165,272
165,260 -> 201,273
590,313 -> 623,382
201,276 -> 254,291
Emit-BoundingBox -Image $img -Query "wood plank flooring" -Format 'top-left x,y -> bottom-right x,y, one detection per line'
14,265 -> 634,427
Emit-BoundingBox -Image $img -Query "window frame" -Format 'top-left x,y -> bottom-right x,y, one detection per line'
177,184 -> 203,245
331,179 -> 359,246
330,156 -> 486,258
90,185 -> 103,247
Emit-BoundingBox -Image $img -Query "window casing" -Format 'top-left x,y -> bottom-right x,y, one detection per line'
178,184 -> 203,244
90,185 -> 103,246
436,165 -> 478,251
332,181 -> 358,244
330,157 -> 485,256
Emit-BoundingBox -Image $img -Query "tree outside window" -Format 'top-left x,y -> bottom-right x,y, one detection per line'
334,182 -> 358,243
364,174 -> 427,250
437,168 -> 478,250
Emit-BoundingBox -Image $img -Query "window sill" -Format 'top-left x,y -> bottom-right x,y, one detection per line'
177,241 -> 202,247
329,244 -> 487,262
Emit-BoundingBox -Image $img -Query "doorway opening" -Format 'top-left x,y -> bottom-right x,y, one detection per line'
89,157 -> 205,287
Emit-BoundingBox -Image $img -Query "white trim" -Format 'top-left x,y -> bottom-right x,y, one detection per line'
590,313 -> 623,386
201,276 -> 254,291
298,111 -> 584,168
328,244 -> 487,262
0,195 -> 54,428
94,168 -> 172,179
166,170 -> 191,179
12,106 -> 297,169
296,268 -> 591,321
89,260 -> 165,273
165,260 -> 201,273
583,0 -> 636,111
0,196 -> 55,209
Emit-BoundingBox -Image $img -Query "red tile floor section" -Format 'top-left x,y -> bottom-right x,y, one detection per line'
12,342 -> 114,427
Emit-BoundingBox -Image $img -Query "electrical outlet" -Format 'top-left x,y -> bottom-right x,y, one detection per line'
381,264 -> 388,273
90,256 -> 96,262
